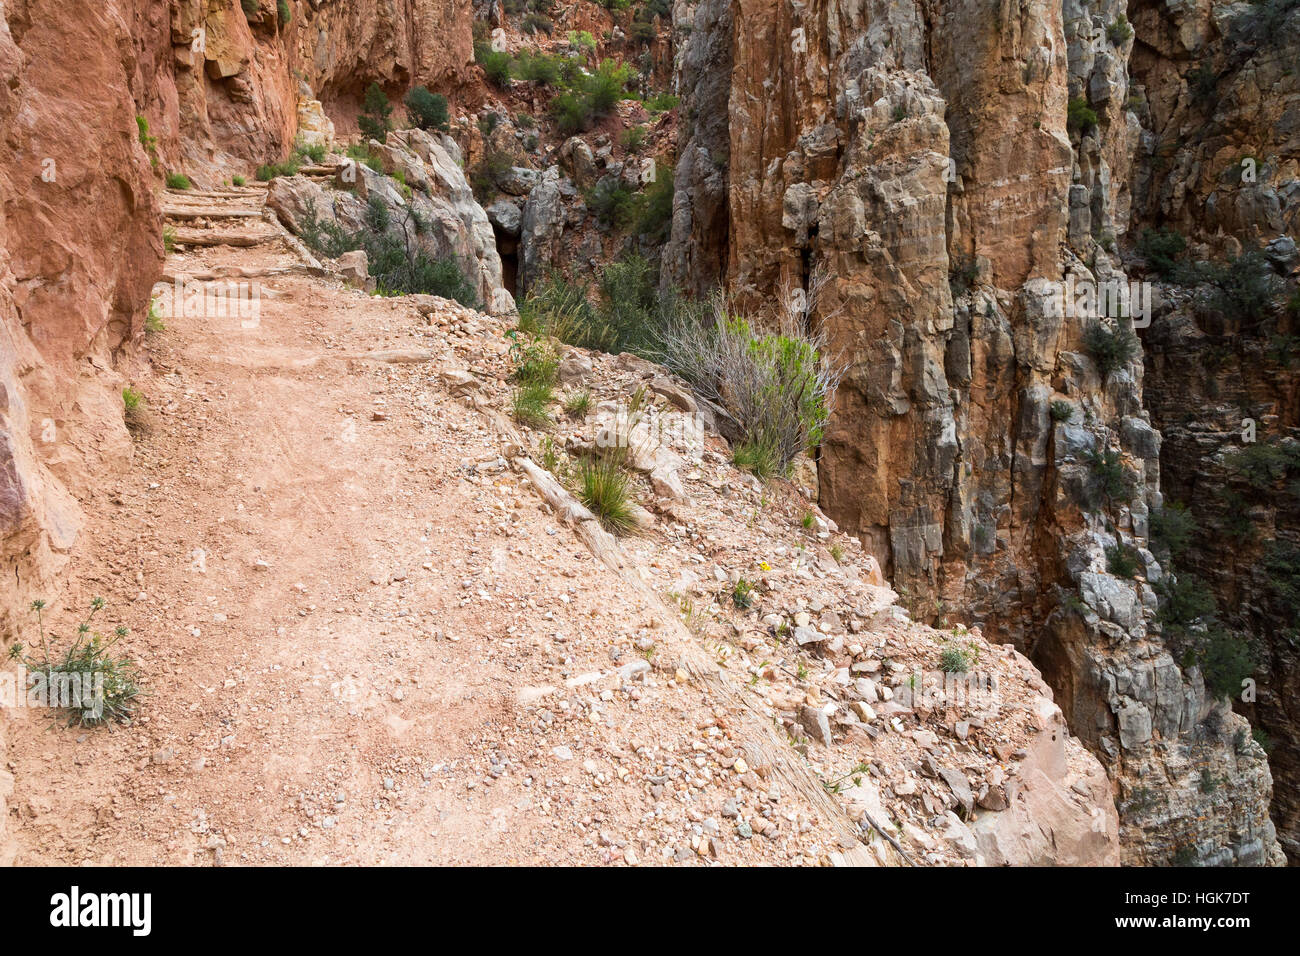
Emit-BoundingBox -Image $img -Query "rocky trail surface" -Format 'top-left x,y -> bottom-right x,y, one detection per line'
3,188 -> 1115,866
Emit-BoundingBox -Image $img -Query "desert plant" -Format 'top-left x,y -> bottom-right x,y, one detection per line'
1136,227 -> 1187,279
621,125 -> 647,152
656,301 -> 844,478
145,299 -> 166,334
576,453 -> 638,534
1050,400 -> 1075,423
1107,14 -> 1133,44
1198,626 -> 1254,701
358,82 -> 393,142
1067,97 -> 1098,134
405,86 -> 449,131
564,389 -> 592,418
255,159 -> 300,181
1083,320 -> 1140,374
232,174 -> 247,186
122,386 -> 144,418
165,172 -> 191,190
1150,502 -> 1196,558
732,578 -> 755,609
475,43 -> 513,86
939,644 -> 972,674
511,382 -> 554,426
1106,543 -> 1142,578
277,0 -> 291,24
8,598 -> 143,726
1084,446 -> 1134,506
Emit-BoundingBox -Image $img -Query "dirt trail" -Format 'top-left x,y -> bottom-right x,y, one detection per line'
2,187 -> 855,865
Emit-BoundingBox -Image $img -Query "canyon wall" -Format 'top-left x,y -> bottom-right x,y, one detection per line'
666,0 -> 1286,864
1,0 -> 1295,865
0,0 -> 164,850
1127,0 -> 1300,858
133,0 -> 476,185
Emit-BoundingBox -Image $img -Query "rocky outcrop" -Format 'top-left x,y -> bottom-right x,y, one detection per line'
267,129 -> 514,312
664,0 -> 1285,864
133,0 -> 476,185
0,0 -> 163,852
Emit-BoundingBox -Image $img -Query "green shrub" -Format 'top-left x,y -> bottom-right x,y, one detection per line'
405,86 -> 449,132
939,644 -> 972,674
7,598 -> 143,726
256,159 -> 300,181
1084,446 -> 1134,506
629,20 -> 656,46
1083,320 -> 1140,374
1050,400 -> 1075,423
514,49 -> 562,85
470,147 -> 513,203
576,453 -> 638,535
564,389 -> 592,418
732,578 -> 755,609
1200,249 -> 1281,326
511,381 -> 554,426
293,141 -> 326,164
1067,97 -> 1099,134
644,92 -> 679,112
145,298 -> 166,334
567,30 -> 596,53
509,335 -> 559,388
621,125 -> 647,152
232,174 -> 247,186
1188,62 -> 1217,106
1262,540 -> 1300,614
1156,572 -> 1218,637
1225,441 -> 1300,491
1150,502 -> 1196,558
732,435 -> 782,480
1136,227 -> 1187,279
122,386 -> 143,414
586,178 -> 637,227
277,0 -> 291,24
358,82 -> 393,142
1198,626 -> 1253,701
550,59 -> 634,132
521,12 -> 554,34
165,172 -> 191,190
241,0 -> 260,16
1105,543 -> 1142,578
658,306 -> 843,478
297,198 -> 478,306
1107,14 -> 1133,44
634,164 -> 674,241
475,43 -> 513,86
949,256 -> 979,296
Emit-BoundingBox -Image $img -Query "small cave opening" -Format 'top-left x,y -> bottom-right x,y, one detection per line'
494,225 -> 518,301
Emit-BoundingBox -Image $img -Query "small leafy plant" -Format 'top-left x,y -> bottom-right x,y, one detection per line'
8,598 -> 143,726
732,578 -> 755,609
939,644 -> 972,674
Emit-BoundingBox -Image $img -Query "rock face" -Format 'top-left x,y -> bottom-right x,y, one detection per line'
0,0 -> 163,850
1126,0 -> 1300,860
266,128 -> 513,312
666,0 -> 1286,864
133,0 -> 475,185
